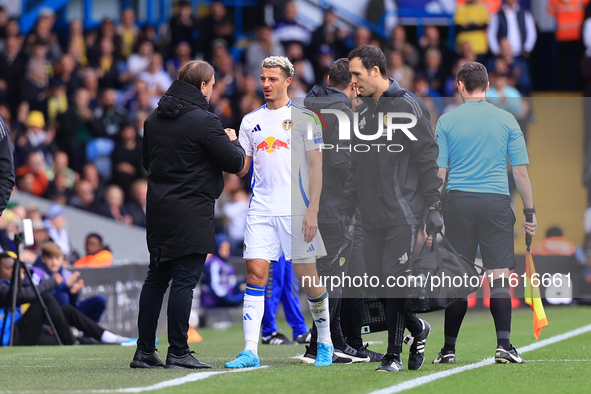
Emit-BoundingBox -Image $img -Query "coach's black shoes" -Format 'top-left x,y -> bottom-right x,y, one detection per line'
376,353 -> 403,372
335,345 -> 371,363
300,345 -> 353,364
130,349 -> 165,369
262,331 -> 297,345
432,349 -> 456,364
495,344 -> 527,364
405,319 -> 431,370
359,343 -> 385,362
165,350 -> 212,369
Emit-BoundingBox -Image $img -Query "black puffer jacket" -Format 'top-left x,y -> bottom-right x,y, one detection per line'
303,85 -> 353,224
0,117 -> 14,214
143,80 -> 245,262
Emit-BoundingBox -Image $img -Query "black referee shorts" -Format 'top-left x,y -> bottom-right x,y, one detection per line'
444,191 -> 516,270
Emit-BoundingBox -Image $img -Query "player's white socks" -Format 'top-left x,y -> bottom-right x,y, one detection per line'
243,285 -> 265,355
100,330 -> 126,344
307,289 -> 332,346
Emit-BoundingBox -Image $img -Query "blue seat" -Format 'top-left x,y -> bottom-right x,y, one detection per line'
86,138 -> 115,180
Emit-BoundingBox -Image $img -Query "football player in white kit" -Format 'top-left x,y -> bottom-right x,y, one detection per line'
224,56 -> 333,368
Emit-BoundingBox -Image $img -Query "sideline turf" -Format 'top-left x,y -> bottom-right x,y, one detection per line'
0,306 -> 589,394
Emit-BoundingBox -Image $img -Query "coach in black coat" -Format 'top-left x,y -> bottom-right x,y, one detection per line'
132,61 -> 245,370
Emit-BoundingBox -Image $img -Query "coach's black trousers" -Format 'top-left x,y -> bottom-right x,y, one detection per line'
341,224 -> 366,349
310,223 -> 352,351
363,225 -> 423,354
137,253 -> 206,355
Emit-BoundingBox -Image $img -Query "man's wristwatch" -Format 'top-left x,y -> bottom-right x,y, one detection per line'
429,201 -> 442,211
523,207 -> 536,215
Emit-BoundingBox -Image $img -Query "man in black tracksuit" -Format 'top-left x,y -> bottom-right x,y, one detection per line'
132,60 -> 245,369
338,46 -> 444,372
303,59 -> 382,363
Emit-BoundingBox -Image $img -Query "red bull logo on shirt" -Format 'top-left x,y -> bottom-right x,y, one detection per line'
256,137 -> 290,153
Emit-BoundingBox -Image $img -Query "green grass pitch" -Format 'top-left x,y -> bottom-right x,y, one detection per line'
1,305 -> 590,394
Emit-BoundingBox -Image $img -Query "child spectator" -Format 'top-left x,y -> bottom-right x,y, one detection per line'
74,233 -> 113,268
34,242 -> 106,322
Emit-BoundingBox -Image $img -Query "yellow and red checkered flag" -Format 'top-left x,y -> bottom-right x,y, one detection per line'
524,215 -> 548,340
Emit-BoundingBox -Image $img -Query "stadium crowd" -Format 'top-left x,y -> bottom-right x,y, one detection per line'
0,0 -> 589,262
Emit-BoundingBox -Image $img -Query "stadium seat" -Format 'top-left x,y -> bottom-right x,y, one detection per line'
86,138 -> 115,180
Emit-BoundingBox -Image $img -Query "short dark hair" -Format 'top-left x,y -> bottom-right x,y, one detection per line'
86,232 -> 104,244
178,60 -> 215,89
456,62 -> 488,93
328,58 -> 351,90
0,251 -> 15,261
546,227 -> 563,238
348,45 -> 388,78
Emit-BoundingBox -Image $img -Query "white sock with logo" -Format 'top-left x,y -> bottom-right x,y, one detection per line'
308,289 -> 332,346
243,285 -> 265,355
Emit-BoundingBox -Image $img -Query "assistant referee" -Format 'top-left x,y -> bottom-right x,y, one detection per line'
433,62 -> 537,365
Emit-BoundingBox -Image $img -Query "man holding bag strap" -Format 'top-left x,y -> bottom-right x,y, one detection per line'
434,62 -> 537,365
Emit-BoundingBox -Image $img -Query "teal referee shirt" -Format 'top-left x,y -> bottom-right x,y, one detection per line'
435,100 -> 529,196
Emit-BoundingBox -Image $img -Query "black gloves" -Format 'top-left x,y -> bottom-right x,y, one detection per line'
426,209 -> 443,236
338,215 -> 352,235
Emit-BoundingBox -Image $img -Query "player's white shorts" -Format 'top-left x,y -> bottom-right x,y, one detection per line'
243,215 -> 327,262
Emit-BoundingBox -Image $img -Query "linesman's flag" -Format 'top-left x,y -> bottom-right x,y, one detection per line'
524,225 -> 549,340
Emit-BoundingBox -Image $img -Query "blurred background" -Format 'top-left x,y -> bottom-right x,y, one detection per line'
0,0 -> 590,334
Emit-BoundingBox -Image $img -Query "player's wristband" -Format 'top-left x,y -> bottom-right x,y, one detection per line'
523,207 -> 536,215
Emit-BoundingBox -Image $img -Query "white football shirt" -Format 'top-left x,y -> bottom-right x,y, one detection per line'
239,99 -> 323,216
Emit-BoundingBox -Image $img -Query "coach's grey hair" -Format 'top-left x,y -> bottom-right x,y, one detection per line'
261,56 -> 295,79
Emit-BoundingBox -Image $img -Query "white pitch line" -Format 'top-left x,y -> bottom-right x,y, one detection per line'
368,323 -> 591,394
0,367 -> 267,394
95,366 -> 268,394
528,359 -> 591,362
